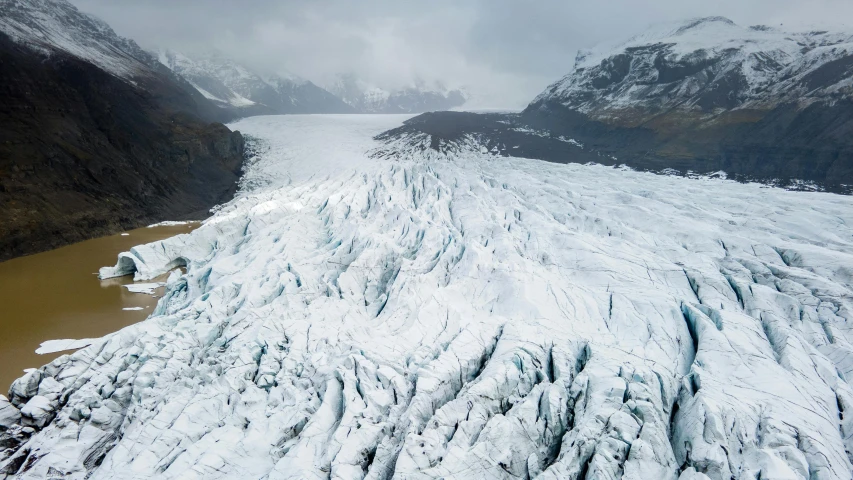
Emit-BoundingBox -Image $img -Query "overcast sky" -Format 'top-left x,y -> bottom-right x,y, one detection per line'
71,0 -> 853,108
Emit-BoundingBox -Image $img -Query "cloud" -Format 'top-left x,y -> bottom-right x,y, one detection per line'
70,0 -> 853,109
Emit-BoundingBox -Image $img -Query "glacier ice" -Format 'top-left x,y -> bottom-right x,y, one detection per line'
2,114 -> 853,479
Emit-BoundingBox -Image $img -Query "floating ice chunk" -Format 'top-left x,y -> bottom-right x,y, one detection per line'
122,307 -> 144,311
100,243 -> 194,280
147,220 -> 199,228
120,233 -> 129,236
122,283 -> 164,295
35,338 -> 97,355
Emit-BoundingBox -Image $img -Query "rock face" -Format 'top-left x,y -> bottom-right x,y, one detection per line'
2,114 -> 852,479
157,50 -> 356,117
0,0 -> 245,260
523,17 -> 853,189
328,74 -> 467,113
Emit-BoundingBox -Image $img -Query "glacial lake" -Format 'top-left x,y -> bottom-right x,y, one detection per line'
0,223 -> 198,392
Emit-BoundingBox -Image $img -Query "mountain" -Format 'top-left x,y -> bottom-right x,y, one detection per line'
157,50 -> 355,117
3,114 -> 853,479
328,73 -> 467,113
385,17 -> 853,192
533,17 -> 853,122
523,17 -> 853,188
1,0 -> 159,81
0,0 -> 245,260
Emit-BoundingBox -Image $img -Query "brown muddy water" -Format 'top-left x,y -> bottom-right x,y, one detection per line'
0,223 -> 198,393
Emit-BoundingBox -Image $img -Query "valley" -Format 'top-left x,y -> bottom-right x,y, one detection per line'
1,2 -> 852,479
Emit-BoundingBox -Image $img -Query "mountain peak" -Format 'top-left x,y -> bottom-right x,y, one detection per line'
674,16 -> 736,34
0,0 -> 157,80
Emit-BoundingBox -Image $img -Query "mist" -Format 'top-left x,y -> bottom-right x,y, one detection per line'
71,0 -> 853,108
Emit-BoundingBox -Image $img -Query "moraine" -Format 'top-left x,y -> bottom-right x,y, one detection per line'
1,114 -> 852,480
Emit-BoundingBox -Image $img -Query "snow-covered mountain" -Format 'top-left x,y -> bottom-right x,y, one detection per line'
157,50 -> 355,116
328,73 -> 467,113
2,114 -> 853,479
0,0 -> 163,81
0,0 -> 230,123
531,16 -> 853,125
371,18 -> 853,191
508,16 -> 853,189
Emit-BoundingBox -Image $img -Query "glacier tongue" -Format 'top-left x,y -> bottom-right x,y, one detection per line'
2,115 -> 853,479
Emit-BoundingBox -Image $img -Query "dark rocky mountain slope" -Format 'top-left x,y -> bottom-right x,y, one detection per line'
0,0 -> 245,260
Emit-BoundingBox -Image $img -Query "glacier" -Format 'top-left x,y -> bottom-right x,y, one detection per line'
2,114 -> 853,479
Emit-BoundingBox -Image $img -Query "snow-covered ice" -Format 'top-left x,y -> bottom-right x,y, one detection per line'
3,114 -> 853,479
34,339 -> 97,356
